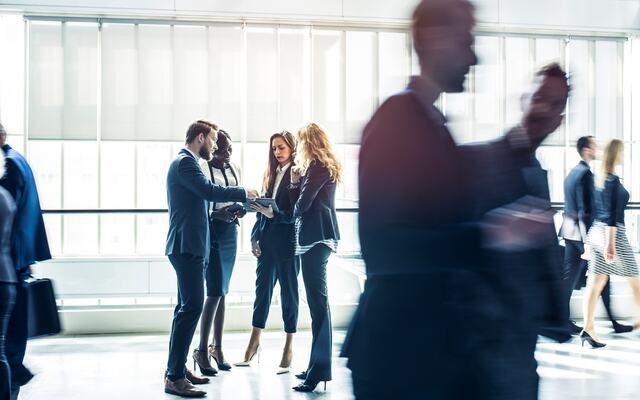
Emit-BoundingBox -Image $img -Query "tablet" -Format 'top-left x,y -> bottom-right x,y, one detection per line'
243,198 -> 280,213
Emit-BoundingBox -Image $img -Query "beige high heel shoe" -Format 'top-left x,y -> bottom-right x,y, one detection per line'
234,345 -> 261,367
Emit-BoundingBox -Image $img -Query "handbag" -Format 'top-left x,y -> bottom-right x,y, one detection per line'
27,278 -> 62,338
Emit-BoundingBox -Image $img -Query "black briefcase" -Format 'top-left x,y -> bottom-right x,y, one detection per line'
27,278 -> 62,339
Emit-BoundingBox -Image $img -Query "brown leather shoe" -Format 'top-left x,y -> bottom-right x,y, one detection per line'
186,369 -> 210,385
164,378 -> 206,398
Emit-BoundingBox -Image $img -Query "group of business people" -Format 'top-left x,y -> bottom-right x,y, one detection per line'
561,136 -> 640,348
0,123 -> 51,400
163,120 -> 341,397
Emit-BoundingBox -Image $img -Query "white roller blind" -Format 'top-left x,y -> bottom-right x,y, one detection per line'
208,26 -> 242,138
101,23 -> 137,140
246,27 -> 277,142
279,28 -> 309,134
29,21 -> 97,140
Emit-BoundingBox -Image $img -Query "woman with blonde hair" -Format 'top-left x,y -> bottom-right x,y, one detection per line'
582,139 -> 640,347
290,123 -> 341,392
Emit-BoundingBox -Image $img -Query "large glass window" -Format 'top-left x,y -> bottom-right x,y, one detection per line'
21,18 -> 631,256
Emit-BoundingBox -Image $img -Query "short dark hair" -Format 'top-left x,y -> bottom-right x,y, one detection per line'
0,122 -> 6,141
577,136 -> 594,155
537,62 -> 570,90
185,120 -> 217,144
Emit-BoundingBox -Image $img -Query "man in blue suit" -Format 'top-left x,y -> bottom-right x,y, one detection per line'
164,120 -> 258,398
0,122 -> 51,397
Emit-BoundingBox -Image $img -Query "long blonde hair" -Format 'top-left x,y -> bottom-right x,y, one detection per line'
597,139 -> 623,189
294,123 -> 343,183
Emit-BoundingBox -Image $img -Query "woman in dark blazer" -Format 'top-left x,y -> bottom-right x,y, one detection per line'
236,131 -> 301,374
0,151 -> 17,400
192,129 -> 246,375
290,123 -> 341,393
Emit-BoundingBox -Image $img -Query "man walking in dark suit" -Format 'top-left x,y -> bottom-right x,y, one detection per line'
560,136 -> 632,334
342,1 -> 569,399
0,122 -> 51,399
164,120 -> 257,398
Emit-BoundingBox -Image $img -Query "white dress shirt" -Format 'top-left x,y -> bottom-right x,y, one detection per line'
271,162 -> 291,199
200,161 -> 241,214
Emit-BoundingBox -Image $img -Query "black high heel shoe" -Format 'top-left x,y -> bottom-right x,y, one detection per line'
208,344 -> 232,371
192,348 -> 218,376
580,331 -> 606,348
295,371 -> 307,380
612,321 -> 633,334
292,380 -> 327,392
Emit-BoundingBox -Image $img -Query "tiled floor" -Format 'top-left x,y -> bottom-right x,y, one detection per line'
15,322 -> 640,399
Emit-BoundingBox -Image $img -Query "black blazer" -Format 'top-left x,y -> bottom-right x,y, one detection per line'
165,149 -> 246,259
595,174 -> 628,227
0,186 -> 16,283
560,161 -> 594,241
291,161 -> 340,246
250,165 -> 300,260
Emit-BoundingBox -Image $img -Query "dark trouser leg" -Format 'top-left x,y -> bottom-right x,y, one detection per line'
166,254 -> 205,381
300,244 -> 332,382
563,240 -> 586,322
276,257 -> 300,334
601,280 -> 618,324
252,254 -> 277,329
6,276 -> 29,390
0,283 -> 16,400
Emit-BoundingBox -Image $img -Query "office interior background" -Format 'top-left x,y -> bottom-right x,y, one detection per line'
0,0 -> 640,399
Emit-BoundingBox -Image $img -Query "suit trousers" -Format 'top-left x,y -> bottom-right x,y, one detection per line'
0,283 -> 16,400
166,253 -> 206,381
347,273 -> 539,400
252,252 -> 300,333
564,239 -> 587,299
5,273 -> 28,390
300,244 -> 333,382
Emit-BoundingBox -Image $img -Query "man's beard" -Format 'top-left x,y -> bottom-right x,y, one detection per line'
199,146 -> 212,160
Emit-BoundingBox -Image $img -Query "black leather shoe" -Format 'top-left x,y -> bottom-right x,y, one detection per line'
612,321 -> 633,334
295,371 -> 307,380
569,321 -> 583,335
293,380 -> 327,392
12,365 -> 34,387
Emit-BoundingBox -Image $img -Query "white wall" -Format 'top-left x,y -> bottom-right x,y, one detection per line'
0,0 -> 638,32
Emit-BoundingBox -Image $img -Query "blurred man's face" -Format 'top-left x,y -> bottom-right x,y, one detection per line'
415,1 -> 477,93
585,139 -> 597,161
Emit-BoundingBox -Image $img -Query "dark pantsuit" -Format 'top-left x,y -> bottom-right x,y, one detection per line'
166,253 -> 206,381
6,277 -> 28,390
252,254 -> 300,333
300,244 -> 332,382
0,283 -> 16,400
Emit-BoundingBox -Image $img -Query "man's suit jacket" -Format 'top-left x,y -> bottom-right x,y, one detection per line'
357,78 -> 529,276
0,144 -> 51,272
0,186 -> 16,283
165,149 -> 246,259
560,161 -> 593,242
250,165 -> 300,260
343,77 -> 551,383
292,161 -> 340,247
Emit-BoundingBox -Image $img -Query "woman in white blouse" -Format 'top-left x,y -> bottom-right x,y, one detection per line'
192,129 -> 245,374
